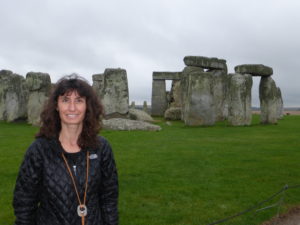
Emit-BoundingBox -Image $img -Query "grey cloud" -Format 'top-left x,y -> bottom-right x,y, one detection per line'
0,0 -> 299,106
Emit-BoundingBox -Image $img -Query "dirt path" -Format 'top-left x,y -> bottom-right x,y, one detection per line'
252,111 -> 300,115
261,206 -> 300,225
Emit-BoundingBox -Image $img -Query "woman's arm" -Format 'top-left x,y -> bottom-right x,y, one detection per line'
99,138 -> 119,225
13,140 -> 43,225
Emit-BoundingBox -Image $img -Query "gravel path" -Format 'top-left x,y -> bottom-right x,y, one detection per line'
261,206 -> 300,225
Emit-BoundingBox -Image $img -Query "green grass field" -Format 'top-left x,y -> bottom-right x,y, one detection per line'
1,115 -> 300,225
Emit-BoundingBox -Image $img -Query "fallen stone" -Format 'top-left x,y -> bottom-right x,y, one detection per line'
183,56 -> 227,71
102,118 -> 161,131
234,64 -> 273,76
164,107 -> 181,120
128,108 -> 154,122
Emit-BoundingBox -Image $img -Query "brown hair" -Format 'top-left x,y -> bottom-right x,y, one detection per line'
36,74 -> 103,149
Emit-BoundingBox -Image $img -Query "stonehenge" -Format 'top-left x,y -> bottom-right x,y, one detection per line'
151,59 -> 284,126
0,57 -> 284,128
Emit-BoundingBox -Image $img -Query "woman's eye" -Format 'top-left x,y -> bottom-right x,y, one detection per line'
76,98 -> 84,103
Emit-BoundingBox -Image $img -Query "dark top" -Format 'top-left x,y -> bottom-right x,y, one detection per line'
13,136 -> 118,225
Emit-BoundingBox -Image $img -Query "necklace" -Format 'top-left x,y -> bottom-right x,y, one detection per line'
62,151 -> 89,225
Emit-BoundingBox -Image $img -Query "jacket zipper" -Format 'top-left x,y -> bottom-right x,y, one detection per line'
73,165 -> 77,176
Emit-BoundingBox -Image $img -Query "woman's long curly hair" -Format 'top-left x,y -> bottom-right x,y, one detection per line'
36,74 -> 103,149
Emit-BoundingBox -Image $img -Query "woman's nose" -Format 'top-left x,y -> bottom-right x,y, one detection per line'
68,101 -> 76,111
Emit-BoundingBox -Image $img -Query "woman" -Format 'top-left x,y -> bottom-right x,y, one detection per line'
13,75 -> 118,225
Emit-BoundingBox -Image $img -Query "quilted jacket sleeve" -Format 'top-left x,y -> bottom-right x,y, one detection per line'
99,138 -> 119,225
13,140 -> 43,225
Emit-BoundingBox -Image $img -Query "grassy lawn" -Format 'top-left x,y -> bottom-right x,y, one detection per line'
1,115 -> 300,225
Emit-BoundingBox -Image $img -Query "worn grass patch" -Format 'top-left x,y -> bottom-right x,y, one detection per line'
1,115 -> 300,225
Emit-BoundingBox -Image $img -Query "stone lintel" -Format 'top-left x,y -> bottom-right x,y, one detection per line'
153,72 -> 182,80
183,56 -> 227,70
234,64 -> 273,76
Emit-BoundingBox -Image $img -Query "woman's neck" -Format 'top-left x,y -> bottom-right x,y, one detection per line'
59,124 -> 83,153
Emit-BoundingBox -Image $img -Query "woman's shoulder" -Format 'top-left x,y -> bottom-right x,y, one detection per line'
97,136 -> 112,152
98,136 -> 109,145
26,137 -> 53,155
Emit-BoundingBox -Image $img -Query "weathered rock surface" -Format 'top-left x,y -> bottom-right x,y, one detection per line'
259,76 -> 278,124
164,107 -> 181,120
128,108 -> 154,122
0,70 -> 28,122
184,56 -> 227,71
92,73 -> 105,100
151,79 -> 167,116
234,64 -> 273,76
152,72 -> 181,80
181,66 -> 204,121
182,70 -> 215,126
102,118 -> 161,131
93,68 -> 129,118
211,70 -> 228,121
169,80 -> 182,108
227,73 -> 253,126
130,101 -> 135,109
26,72 -> 51,126
276,87 -> 284,119
143,101 -> 148,113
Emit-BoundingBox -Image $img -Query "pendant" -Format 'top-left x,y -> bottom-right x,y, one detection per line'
77,204 -> 87,217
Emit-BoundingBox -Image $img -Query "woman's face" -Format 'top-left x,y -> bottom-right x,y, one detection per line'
57,91 -> 87,127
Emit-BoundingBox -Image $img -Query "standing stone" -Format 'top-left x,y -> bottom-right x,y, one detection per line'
0,70 -> 28,122
211,70 -> 228,121
181,66 -> 204,121
164,80 -> 182,121
130,101 -> 136,109
259,76 -> 278,124
183,71 -> 215,126
143,101 -> 148,113
92,73 -> 104,101
169,80 -> 182,108
151,79 -> 167,116
227,73 -> 253,126
276,87 -> 284,119
93,68 -> 129,118
26,72 -> 51,126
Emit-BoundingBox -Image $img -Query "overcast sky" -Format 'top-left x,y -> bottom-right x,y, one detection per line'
1,0 -> 299,107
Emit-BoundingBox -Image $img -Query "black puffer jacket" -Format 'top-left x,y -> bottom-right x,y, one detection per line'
13,136 -> 118,225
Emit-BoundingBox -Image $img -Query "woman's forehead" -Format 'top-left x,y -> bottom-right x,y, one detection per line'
61,90 -> 84,97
